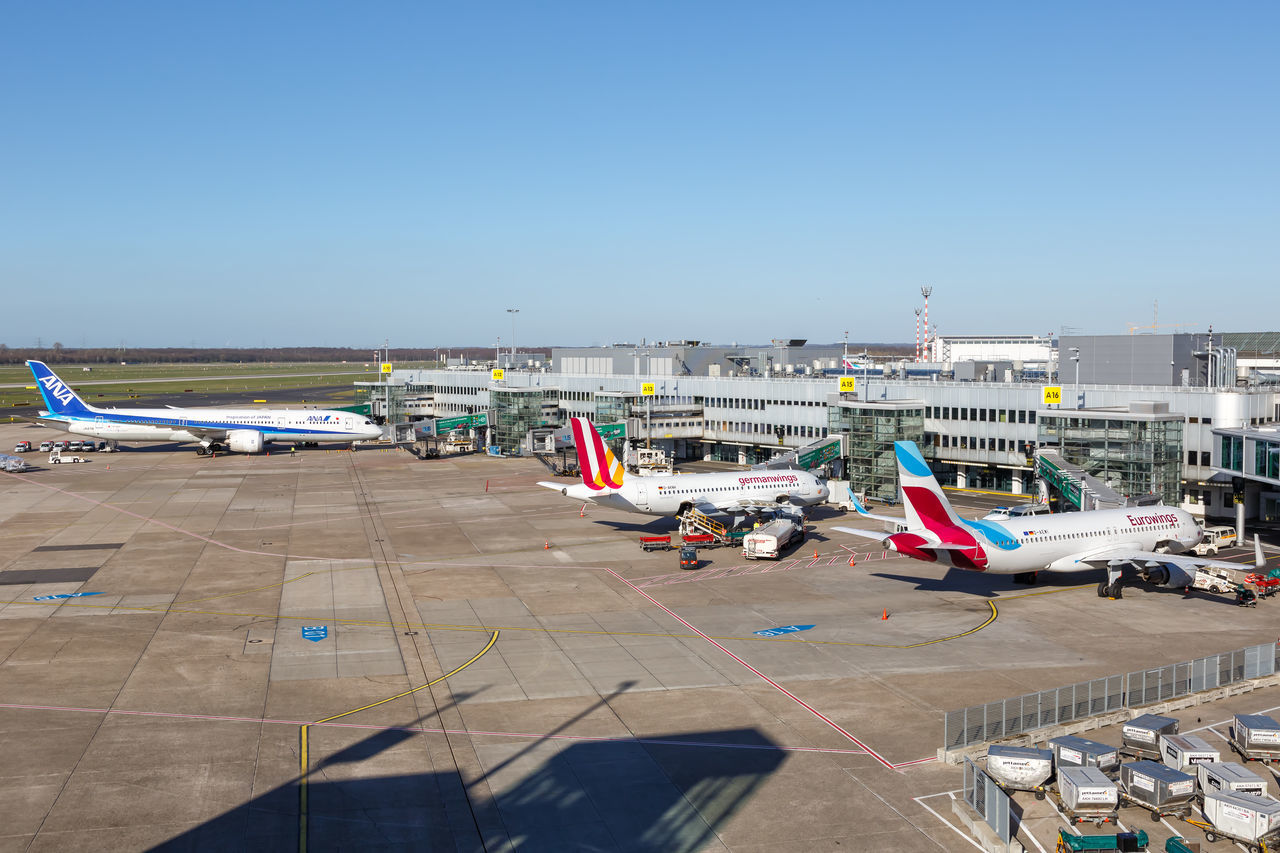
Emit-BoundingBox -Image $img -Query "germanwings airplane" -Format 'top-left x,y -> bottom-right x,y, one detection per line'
26,360 -> 383,456
538,417 -> 829,517
834,440 -> 1261,597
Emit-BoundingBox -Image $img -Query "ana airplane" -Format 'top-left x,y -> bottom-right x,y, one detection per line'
834,440 -> 1262,597
538,417 -> 829,517
26,360 -> 383,456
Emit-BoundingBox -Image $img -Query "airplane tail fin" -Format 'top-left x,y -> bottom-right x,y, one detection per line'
569,417 -> 624,490
894,440 -> 965,533
26,361 -> 94,418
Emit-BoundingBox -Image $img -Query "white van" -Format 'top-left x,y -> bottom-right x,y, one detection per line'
1192,525 -> 1237,557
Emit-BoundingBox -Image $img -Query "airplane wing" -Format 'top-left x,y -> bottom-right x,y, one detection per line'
182,425 -> 232,440
832,525 -> 890,542
1054,537 -> 1265,574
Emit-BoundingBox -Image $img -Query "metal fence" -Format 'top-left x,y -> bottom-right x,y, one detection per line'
944,642 -> 1280,752
963,758 -> 1011,842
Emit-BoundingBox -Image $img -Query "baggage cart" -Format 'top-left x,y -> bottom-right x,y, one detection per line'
1197,762 -> 1268,802
1160,734 -> 1220,771
1055,766 -> 1120,826
1118,760 -> 1196,821
639,535 -> 672,552
1232,714 -> 1280,764
1051,735 -> 1121,774
681,533 -> 718,548
986,745 -> 1053,799
1054,829 -> 1149,851
1181,789 -> 1280,853
1122,714 -> 1180,760
1162,838 -> 1200,853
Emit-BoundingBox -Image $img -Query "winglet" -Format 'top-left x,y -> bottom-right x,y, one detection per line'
850,493 -> 870,515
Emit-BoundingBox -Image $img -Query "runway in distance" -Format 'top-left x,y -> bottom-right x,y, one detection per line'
26,360 -> 383,455
538,417 -> 829,518
834,440 -> 1261,597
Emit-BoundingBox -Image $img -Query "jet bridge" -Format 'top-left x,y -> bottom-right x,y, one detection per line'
1035,449 -> 1129,511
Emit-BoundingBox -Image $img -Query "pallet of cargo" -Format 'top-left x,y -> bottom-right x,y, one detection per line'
1118,761 -> 1196,822
1230,714 -> 1280,764
1179,789 -> 1280,853
1052,767 -> 1121,827
986,745 -> 1052,800
1120,714 -> 1180,761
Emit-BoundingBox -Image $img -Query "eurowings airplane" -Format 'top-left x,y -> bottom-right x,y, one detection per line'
834,440 -> 1262,596
537,417 -> 829,517
26,360 -> 383,456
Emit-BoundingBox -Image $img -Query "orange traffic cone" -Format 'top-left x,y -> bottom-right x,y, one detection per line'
812,549 -> 819,559
544,540 -> 551,550
580,504 -> 586,517
881,608 -> 889,620
848,554 -> 856,566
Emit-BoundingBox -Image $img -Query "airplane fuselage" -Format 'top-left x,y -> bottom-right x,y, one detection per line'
46,406 -> 379,444
887,506 -> 1201,573
556,469 -> 828,516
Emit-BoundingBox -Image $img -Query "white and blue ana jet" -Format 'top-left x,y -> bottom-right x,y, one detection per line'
537,417 -> 829,518
834,440 -> 1262,597
26,360 -> 382,456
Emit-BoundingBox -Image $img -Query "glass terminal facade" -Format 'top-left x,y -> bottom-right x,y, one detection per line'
1038,411 -> 1184,504
491,387 -> 560,454
829,400 -> 925,500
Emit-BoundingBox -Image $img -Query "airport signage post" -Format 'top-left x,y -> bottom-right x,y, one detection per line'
491,368 -> 504,382
1042,386 -> 1062,406
838,376 -> 856,393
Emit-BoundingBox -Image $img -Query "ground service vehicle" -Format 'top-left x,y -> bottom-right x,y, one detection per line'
14,441 -> 32,452
679,546 -> 698,569
38,441 -> 53,452
1193,526 -> 1237,556
1192,566 -> 1237,595
742,517 -> 802,559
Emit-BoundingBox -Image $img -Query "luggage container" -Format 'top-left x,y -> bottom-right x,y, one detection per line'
1050,735 -> 1121,774
1121,714 -> 1180,760
1190,790 -> 1280,852
1055,766 -> 1119,826
1196,762 -> 1268,801
985,745 -> 1053,798
1231,714 -> 1280,764
1117,760 -> 1196,821
1159,734 -> 1220,771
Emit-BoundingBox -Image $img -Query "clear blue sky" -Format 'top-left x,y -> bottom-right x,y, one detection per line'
2,1 -> 1276,349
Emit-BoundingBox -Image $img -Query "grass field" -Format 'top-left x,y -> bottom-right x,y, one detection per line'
1,361 -> 436,409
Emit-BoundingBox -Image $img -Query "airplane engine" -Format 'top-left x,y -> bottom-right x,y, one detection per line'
227,430 -> 264,454
1140,563 -> 1196,589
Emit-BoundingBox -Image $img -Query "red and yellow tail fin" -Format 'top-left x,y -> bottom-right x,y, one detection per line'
569,417 -> 624,490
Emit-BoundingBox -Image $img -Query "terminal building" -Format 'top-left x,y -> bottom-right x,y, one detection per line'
361,333 -> 1280,523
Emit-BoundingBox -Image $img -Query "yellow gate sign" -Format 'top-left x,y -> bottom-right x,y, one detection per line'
491,368 -> 505,381
640,382 -> 655,396
1042,386 -> 1062,405
838,376 -> 856,393
380,362 -> 393,374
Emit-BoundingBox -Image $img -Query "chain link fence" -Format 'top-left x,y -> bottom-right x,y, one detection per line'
945,642 -> 1280,753
963,757 -> 1011,842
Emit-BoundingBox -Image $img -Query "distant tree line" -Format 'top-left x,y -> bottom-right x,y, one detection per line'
0,346 -> 552,365
0,343 -> 912,365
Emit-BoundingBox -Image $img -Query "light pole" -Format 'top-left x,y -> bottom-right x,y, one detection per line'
506,308 -> 519,369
